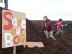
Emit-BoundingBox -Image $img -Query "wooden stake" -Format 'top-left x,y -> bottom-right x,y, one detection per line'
13,46 -> 16,54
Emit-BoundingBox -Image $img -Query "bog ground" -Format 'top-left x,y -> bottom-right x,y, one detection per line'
0,19 -> 72,54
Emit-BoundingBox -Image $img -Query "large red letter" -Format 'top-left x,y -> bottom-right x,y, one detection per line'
3,11 -> 13,30
14,36 -> 19,44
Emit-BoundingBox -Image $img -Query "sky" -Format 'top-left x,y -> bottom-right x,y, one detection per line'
0,0 -> 72,20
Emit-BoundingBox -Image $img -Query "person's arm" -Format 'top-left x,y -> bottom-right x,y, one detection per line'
41,25 -> 45,32
54,23 -> 57,25
41,21 -> 49,32
62,24 -> 67,26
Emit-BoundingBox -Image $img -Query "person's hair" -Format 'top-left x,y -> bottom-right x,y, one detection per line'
59,18 -> 62,22
43,16 -> 48,19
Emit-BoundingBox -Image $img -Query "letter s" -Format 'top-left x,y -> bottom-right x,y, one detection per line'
3,11 -> 13,30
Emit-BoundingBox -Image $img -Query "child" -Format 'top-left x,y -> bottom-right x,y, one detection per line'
41,16 -> 56,40
55,18 -> 67,36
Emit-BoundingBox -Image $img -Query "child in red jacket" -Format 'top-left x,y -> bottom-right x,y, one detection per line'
55,18 -> 67,36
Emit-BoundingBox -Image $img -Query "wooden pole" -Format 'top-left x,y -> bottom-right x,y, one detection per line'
13,46 -> 16,54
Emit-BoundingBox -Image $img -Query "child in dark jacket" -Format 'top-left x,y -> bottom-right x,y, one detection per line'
41,16 -> 56,40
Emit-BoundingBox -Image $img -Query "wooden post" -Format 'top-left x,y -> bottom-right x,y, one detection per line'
13,46 -> 16,54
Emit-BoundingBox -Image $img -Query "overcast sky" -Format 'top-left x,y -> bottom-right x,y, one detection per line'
0,0 -> 72,20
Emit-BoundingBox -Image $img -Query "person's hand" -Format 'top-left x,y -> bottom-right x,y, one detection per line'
41,30 -> 44,32
65,24 -> 67,26
41,31 -> 42,32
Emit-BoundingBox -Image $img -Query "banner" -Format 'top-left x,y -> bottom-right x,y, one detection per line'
2,9 -> 26,48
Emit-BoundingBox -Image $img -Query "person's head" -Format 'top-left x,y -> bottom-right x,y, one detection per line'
59,18 -> 62,22
43,16 -> 48,21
